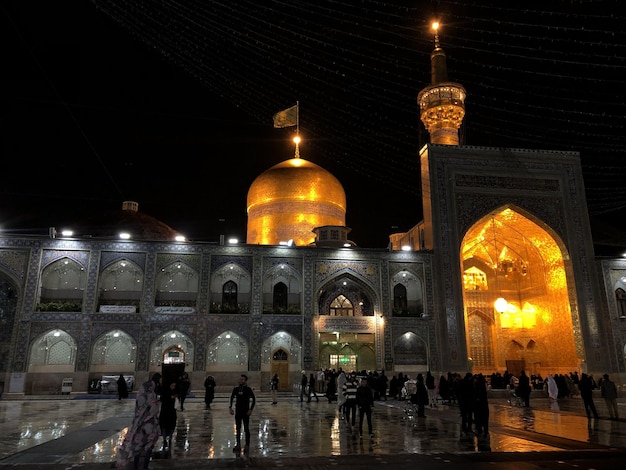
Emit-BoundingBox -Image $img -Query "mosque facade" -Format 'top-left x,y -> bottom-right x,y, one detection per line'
1,35 -> 626,395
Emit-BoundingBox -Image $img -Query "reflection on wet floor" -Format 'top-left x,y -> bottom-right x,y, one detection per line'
0,394 -> 624,465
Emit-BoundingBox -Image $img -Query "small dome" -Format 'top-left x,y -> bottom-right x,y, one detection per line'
74,201 -> 183,241
246,158 -> 346,246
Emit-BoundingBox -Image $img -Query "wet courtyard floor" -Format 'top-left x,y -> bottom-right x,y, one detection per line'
0,392 -> 625,469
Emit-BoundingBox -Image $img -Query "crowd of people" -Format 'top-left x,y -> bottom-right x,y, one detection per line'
114,370 -> 216,469
111,367 -> 620,468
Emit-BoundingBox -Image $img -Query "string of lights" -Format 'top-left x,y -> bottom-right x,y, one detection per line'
87,0 -> 624,218
7,0 -> 620,239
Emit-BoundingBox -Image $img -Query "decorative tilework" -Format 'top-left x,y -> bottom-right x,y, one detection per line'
0,249 -> 28,283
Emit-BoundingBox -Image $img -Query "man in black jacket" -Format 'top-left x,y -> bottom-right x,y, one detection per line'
229,374 -> 256,452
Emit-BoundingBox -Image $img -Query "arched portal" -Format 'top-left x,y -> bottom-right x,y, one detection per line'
317,274 -> 377,373
461,208 -> 580,376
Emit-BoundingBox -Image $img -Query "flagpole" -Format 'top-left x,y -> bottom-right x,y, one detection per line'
296,100 -> 300,136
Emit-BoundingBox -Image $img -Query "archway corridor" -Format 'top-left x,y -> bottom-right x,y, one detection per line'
461,208 -> 580,377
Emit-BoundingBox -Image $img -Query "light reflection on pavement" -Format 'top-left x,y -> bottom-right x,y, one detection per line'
0,393 -> 624,466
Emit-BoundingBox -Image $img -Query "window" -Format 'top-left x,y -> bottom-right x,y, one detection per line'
393,283 -> 407,312
329,295 -> 353,316
273,282 -> 288,311
272,348 -> 288,361
222,280 -> 238,311
616,288 -> 626,318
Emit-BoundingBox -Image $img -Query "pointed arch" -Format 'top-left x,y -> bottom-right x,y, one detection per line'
392,331 -> 428,366
28,329 -> 77,371
262,262 -> 302,314
155,261 -> 198,306
91,329 -> 137,367
150,330 -> 194,367
206,330 -> 249,369
467,309 -> 495,369
461,207 -> 580,375
99,258 -> 144,301
39,257 -> 86,308
261,331 -> 301,365
209,262 -> 252,313
390,270 -> 424,316
318,272 -> 376,316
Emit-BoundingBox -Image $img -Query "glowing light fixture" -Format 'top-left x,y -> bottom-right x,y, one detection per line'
494,297 -> 508,313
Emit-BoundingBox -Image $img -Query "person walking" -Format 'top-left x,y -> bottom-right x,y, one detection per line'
300,370 -> 309,402
317,369 -> 326,393
377,370 -> 388,401
336,369 -> 347,412
159,380 -> 177,454
325,370 -> 337,403
117,374 -> 129,400
414,373 -> 429,417
229,374 -> 256,453
546,374 -> 559,401
517,370 -> 532,407
342,372 -> 359,429
578,373 -> 600,420
204,375 -> 216,410
473,374 -> 490,438
270,373 -> 279,404
356,377 -> 374,439
308,372 -> 319,402
454,372 -> 475,436
600,373 -> 619,420
115,373 -> 161,470
425,370 -> 437,407
177,372 -> 191,411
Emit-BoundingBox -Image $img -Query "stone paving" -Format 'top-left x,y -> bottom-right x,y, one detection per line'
0,391 -> 625,469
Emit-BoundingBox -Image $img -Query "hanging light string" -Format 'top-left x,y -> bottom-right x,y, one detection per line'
89,0 -> 626,213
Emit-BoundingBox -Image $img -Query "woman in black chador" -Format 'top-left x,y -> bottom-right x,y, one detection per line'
204,375 -> 216,410
117,374 -> 129,400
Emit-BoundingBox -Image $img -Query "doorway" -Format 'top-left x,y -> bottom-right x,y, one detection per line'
270,348 -> 290,391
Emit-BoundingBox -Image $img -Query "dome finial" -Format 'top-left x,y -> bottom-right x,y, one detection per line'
293,135 -> 301,159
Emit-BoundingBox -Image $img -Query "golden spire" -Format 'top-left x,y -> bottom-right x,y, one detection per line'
293,135 -> 301,159
417,21 -> 466,145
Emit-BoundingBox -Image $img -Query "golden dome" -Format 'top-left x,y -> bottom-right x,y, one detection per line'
246,157 -> 346,246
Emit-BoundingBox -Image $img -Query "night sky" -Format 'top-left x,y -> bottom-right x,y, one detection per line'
2,1 -> 625,248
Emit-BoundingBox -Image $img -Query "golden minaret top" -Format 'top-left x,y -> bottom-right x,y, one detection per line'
417,22 -> 466,145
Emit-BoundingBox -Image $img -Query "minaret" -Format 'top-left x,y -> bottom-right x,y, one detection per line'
417,22 -> 466,145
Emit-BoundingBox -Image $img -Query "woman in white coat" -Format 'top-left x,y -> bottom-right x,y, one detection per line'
336,369 -> 347,412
